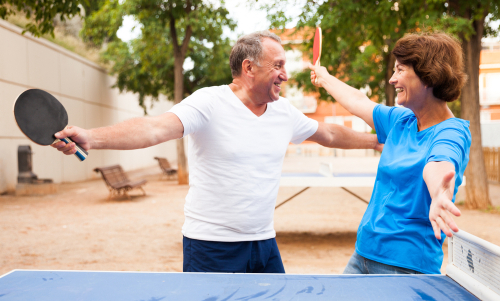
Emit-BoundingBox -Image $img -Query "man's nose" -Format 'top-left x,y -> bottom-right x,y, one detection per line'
281,68 -> 288,82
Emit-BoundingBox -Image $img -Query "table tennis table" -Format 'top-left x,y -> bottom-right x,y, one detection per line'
277,168 -> 377,208
0,270 -> 480,300
278,163 -> 467,207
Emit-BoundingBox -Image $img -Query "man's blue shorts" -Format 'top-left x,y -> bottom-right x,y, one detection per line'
183,236 -> 286,273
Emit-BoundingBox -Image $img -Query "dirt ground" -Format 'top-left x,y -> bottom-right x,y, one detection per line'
1,163 -> 500,276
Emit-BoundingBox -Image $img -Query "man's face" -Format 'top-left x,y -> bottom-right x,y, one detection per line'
252,38 -> 288,103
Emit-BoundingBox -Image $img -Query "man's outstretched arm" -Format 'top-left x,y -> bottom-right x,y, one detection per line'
306,122 -> 383,151
51,112 -> 184,155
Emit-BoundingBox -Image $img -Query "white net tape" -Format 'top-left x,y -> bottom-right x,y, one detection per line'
451,233 -> 500,296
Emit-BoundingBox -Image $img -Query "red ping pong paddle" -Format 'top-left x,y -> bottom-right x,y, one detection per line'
13,89 -> 88,161
313,27 -> 322,84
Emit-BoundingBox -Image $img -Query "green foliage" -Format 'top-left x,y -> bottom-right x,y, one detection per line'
448,98 -> 461,118
482,205 -> 500,214
82,0 -> 236,112
263,0 -> 499,104
81,0 -> 123,46
0,0 -> 84,37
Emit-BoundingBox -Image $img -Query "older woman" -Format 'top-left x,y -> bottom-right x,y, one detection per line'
310,33 -> 471,274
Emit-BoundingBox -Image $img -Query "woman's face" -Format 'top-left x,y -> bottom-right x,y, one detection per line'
389,60 -> 427,109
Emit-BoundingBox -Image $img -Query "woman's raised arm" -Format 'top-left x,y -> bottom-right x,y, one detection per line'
309,63 -> 376,129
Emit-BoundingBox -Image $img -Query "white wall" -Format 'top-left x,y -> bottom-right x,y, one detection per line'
0,20 -> 176,193
481,122 -> 500,147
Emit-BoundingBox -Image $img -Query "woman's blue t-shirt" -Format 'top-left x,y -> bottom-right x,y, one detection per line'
355,104 -> 471,274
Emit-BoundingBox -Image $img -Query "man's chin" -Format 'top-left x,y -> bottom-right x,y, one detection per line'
268,93 -> 280,102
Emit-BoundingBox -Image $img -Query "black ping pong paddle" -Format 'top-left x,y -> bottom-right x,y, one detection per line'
13,89 -> 88,161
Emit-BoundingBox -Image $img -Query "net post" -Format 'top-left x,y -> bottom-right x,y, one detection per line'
446,230 -> 500,301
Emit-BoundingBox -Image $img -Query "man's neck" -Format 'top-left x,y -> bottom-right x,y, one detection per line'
229,81 -> 267,117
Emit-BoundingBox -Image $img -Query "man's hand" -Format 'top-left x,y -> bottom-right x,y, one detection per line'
52,126 -> 91,155
428,169 -> 461,239
374,142 -> 384,152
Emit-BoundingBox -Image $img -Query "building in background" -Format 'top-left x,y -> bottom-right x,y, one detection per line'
480,40 -> 500,122
479,40 -> 500,147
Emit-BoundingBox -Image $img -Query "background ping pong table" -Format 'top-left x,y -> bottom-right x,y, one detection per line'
0,270 -> 479,300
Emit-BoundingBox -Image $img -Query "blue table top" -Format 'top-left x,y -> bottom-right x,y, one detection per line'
0,270 -> 479,301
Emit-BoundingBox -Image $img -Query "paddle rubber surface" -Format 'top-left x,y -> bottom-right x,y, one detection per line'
14,89 -> 68,146
14,89 -> 88,161
313,27 -> 322,66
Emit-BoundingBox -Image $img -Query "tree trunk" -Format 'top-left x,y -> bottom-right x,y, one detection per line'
384,53 -> 396,106
174,55 -> 189,185
460,11 -> 491,209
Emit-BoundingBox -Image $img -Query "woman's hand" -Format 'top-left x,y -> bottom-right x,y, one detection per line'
308,63 -> 330,87
426,167 -> 461,239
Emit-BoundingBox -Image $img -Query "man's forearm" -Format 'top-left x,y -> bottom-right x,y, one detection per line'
328,124 -> 379,149
309,123 -> 379,149
90,113 -> 183,150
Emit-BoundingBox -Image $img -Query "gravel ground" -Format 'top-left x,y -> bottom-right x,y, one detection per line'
1,156 -> 499,276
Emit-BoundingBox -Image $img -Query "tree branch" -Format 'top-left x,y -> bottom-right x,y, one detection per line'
180,0 -> 193,57
169,14 -> 180,56
180,25 -> 193,57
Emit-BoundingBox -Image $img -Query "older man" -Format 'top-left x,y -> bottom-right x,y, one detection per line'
52,31 -> 380,273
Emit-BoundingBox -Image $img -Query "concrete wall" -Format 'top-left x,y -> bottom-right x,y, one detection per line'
0,20 -> 176,193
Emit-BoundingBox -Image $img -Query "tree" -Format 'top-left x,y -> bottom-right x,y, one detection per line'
0,0 -> 84,36
264,0 -> 499,209
264,0 -> 443,106
82,0 -> 236,184
445,0 -> 499,209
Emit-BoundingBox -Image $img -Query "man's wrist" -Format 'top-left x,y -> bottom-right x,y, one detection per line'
87,128 -> 97,150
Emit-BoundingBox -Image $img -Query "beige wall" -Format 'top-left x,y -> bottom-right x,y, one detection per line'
0,20 -> 177,193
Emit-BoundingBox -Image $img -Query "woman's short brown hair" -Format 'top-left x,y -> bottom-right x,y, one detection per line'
392,33 -> 467,102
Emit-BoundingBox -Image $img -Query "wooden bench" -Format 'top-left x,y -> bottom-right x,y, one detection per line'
93,165 -> 147,200
154,157 -> 177,180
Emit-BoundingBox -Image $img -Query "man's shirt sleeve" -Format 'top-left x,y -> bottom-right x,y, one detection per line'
168,89 -> 214,137
289,103 -> 319,144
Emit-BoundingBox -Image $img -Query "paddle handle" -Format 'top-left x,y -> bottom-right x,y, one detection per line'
59,137 -> 88,161
314,58 -> 320,85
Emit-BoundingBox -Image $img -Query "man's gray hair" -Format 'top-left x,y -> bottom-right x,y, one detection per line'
229,31 -> 282,78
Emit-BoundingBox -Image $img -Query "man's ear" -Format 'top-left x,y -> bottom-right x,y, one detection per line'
241,59 -> 255,78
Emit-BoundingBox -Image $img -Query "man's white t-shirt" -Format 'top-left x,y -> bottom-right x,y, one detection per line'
169,85 -> 318,242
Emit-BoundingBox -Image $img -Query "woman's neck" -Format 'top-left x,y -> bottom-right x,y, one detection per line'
412,97 -> 455,131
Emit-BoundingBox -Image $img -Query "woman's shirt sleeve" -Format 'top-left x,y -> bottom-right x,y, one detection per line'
373,104 -> 413,144
426,124 -> 471,174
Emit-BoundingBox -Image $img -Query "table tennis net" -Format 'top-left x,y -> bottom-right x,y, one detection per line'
447,230 -> 500,301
